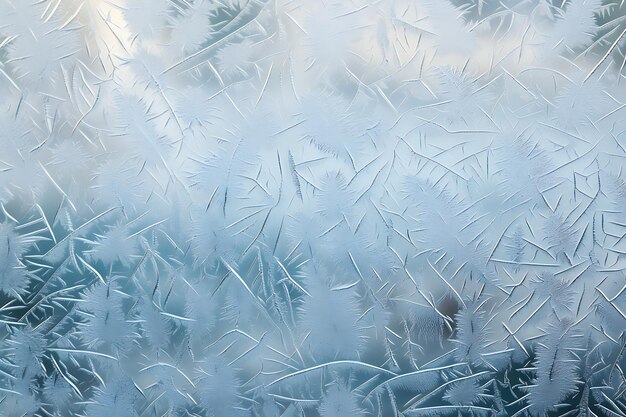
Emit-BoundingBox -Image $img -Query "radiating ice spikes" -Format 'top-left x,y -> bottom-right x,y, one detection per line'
0,0 -> 625,416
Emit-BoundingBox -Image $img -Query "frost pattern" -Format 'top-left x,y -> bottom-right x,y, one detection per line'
0,1 -> 625,416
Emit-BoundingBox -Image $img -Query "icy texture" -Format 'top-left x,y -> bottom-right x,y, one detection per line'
0,1 -> 625,416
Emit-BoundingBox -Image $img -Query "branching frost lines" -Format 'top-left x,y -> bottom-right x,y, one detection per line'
0,1 -> 625,417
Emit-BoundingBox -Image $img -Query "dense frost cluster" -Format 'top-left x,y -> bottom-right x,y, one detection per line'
0,0 -> 626,416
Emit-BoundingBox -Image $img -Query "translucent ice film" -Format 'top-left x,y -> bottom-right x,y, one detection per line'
0,1 -> 626,416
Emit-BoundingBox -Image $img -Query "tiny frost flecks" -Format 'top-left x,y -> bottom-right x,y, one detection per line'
0,1 -> 625,416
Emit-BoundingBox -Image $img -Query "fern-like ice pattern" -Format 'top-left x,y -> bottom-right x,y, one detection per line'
0,1 -> 625,416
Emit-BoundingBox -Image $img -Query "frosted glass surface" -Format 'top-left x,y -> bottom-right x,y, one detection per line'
0,1 -> 625,416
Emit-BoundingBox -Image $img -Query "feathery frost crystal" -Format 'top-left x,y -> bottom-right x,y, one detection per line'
0,0 -> 625,416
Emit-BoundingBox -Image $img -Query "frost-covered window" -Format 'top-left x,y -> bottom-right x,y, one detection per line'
0,1 -> 625,416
